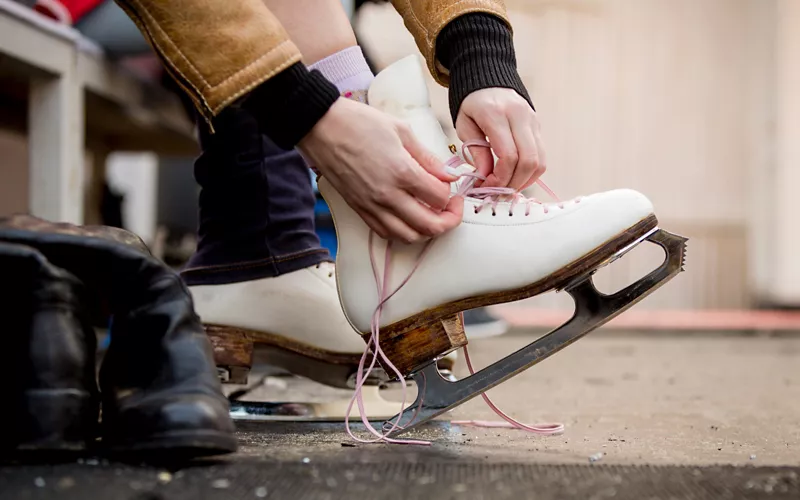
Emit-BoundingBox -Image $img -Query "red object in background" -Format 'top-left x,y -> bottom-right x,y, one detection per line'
33,0 -> 104,24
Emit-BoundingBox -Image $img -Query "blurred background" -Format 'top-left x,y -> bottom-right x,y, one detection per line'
1,0 -> 799,319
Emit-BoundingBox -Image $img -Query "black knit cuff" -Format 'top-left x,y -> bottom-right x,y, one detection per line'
436,13 -> 533,124
242,63 -> 340,149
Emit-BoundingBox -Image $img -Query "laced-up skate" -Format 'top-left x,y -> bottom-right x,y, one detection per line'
316,55 -> 687,440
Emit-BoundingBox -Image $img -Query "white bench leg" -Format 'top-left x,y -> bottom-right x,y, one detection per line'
27,66 -> 85,224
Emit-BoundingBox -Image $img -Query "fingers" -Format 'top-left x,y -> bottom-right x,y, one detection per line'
402,165 -> 451,211
440,194 -> 464,230
381,191 -> 460,241
455,116 -> 494,179
481,115 -> 518,189
355,209 -> 390,240
374,208 -> 423,244
395,126 -> 455,211
523,127 -> 548,190
507,115 -> 540,191
456,88 -> 549,191
331,176 -> 423,243
305,98 -> 464,243
363,171 -> 458,243
399,126 -> 459,183
354,128 -> 462,243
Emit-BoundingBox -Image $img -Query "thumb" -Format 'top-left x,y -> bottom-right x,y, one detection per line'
397,125 -> 459,183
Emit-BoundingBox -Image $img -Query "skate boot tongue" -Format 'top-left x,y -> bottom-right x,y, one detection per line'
367,54 -> 470,190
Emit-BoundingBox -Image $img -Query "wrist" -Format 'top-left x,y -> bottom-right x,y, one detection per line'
242,63 -> 340,149
436,13 -> 533,123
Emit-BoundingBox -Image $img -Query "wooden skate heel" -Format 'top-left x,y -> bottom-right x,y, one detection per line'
206,325 -> 253,384
368,313 -> 467,377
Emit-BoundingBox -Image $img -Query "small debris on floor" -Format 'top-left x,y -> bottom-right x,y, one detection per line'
255,486 -> 268,498
589,452 -> 604,463
211,478 -> 231,489
341,442 -> 356,447
34,477 -> 45,488
750,455 -> 757,460
264,376 -> 288,390
85,458 -> 99,466
302,457 -> 311,464
57,477 -> 75,490
416,475 -> 435,485
158,471 -> 172,483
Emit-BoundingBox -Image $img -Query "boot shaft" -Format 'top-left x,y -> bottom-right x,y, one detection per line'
0,242 -> 96,391
0,242 -> 98,452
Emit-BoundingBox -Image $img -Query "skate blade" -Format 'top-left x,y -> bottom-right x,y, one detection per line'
228,386 -> 408,422
376,227 -> 688,437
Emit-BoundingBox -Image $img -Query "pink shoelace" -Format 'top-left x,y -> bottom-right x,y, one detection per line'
345,139 -> 564,445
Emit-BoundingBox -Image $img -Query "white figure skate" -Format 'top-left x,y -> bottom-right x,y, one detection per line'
192,261 -> 457,421
317,55 -> 687,436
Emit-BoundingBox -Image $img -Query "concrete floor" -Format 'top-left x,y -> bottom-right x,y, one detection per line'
233,331 -> 800,467
3,331 -> 799,499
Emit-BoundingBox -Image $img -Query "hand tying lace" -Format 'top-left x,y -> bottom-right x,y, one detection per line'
344,139 -> 564,446
446,139 -> 574,215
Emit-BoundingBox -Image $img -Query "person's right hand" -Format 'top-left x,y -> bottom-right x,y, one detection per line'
298,98 -> 464,243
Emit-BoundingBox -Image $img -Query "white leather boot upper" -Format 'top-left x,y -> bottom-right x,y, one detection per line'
319,55 -> 655,334
365,56 -> 455,164
189,262 -> 367,354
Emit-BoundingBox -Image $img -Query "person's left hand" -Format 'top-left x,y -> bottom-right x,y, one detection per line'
455,88 -> 546,191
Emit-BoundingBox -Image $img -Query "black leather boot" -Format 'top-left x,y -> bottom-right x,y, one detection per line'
98,271 -> 238,456
0,215 -> 236,458
0,242 -> 98,454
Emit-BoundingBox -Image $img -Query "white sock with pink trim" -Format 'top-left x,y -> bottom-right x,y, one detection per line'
307,46 -> 374,103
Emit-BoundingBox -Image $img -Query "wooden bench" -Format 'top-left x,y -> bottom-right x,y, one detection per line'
0,0 -> 197,225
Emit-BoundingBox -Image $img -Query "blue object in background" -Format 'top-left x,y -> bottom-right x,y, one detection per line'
312,170 -> 338,258
317,227 -> 338,259
98,316 -> 113,351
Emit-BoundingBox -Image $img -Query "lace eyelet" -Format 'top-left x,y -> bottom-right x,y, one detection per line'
491,211 -> 496,216
473,207 -> 479,214
508,212 -> 514,217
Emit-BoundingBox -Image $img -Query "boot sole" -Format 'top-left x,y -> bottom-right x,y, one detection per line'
107,429 -> 237,459
373,214 -> 659,375
206,325 -> 455,388
9,389 -> 97,453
